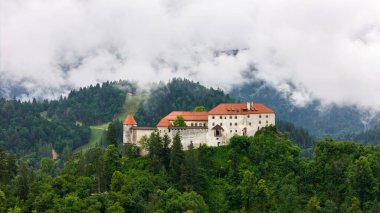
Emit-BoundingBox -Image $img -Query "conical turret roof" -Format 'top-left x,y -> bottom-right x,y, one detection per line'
124,114 -> 137,125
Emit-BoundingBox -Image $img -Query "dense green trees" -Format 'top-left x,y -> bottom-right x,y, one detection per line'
47,81 -> 134,125
0,81 -> 135,165
3,78 -> 380,212
2,127 -> 380,212
277,119 -> 315,148
0,98 -> 90,160
135,78 -> 235,126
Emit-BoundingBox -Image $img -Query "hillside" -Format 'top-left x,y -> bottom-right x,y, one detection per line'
0,78 -> 319,163
342,125 -> 380,145
0,81 -> 135,163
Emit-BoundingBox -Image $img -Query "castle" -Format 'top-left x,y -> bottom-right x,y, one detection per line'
123,102 -> 275,149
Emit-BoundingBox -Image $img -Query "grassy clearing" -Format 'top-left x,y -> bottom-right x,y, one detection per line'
116,94 -> 146,122
75,127 -> 105,153
75,94 -> 146,153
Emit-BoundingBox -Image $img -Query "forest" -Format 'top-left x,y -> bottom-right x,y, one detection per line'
1,126 -> 380,212
0,81 -> 134,165
1,78 -> 380,212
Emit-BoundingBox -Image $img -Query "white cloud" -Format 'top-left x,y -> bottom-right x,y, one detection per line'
1,0 -> 380,109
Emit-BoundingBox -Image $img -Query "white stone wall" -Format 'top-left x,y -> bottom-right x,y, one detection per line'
123,125 -> 132,144
132,129 -> 156,145
123,125 -> 155,145
207,113 -> 275,146
169,128 -> 208,149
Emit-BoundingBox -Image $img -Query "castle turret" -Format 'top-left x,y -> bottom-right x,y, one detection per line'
123,114 -> 137,144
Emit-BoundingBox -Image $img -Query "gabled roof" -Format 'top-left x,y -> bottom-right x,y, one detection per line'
157,111 -> 208,127
208,103 -> 274,115
124,114 -> 137,125
211,124 -> 224,130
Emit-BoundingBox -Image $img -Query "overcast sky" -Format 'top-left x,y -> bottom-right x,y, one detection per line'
1,0 -> 380,108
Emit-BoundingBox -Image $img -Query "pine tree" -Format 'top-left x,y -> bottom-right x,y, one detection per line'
107,122 -> 118,147
169,132 -> 184,183
161,133 -> 171,171
102,145 -> 121,190
181,141 -> 199,191
147,132 -> 164,174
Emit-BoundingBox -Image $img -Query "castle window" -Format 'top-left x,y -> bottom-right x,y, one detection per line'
230,116 -> 232,119
212,116 -> 215,119
224,117 -> 227,119
266,115 -> 269,118
235,123 -> 237,126
248,115 -> 250,118
220,123 -> 222,126
249,122 -> 251,126
259,121 -> 261,124
235,130 -> 237,133
191,123 -> 194,127
258,126 -> 260,130
230,130 -> 232,133
235,116 -> 237,119
220,116 -> 223,119
259,115 -> 262,118
230,122 -> 232,126
212,123 -> 215,126
195,123 -> 198,127
266,121 -> 268,124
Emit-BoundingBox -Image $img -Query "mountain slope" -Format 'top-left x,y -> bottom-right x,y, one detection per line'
229,80 -> 380,137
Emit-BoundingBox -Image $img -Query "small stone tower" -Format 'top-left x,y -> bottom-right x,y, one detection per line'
123,114 -> 137,145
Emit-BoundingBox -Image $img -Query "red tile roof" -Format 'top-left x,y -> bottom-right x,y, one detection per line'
124,114 -> 137,125
157,111 -> 208,127
208,103 -> 274,115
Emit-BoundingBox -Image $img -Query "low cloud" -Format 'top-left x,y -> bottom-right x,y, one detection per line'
1,0 -> 380,109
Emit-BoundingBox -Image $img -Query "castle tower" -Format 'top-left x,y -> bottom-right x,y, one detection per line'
123,114 -> 137,144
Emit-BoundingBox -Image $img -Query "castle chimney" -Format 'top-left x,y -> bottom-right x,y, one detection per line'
247,102 -> 251,110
